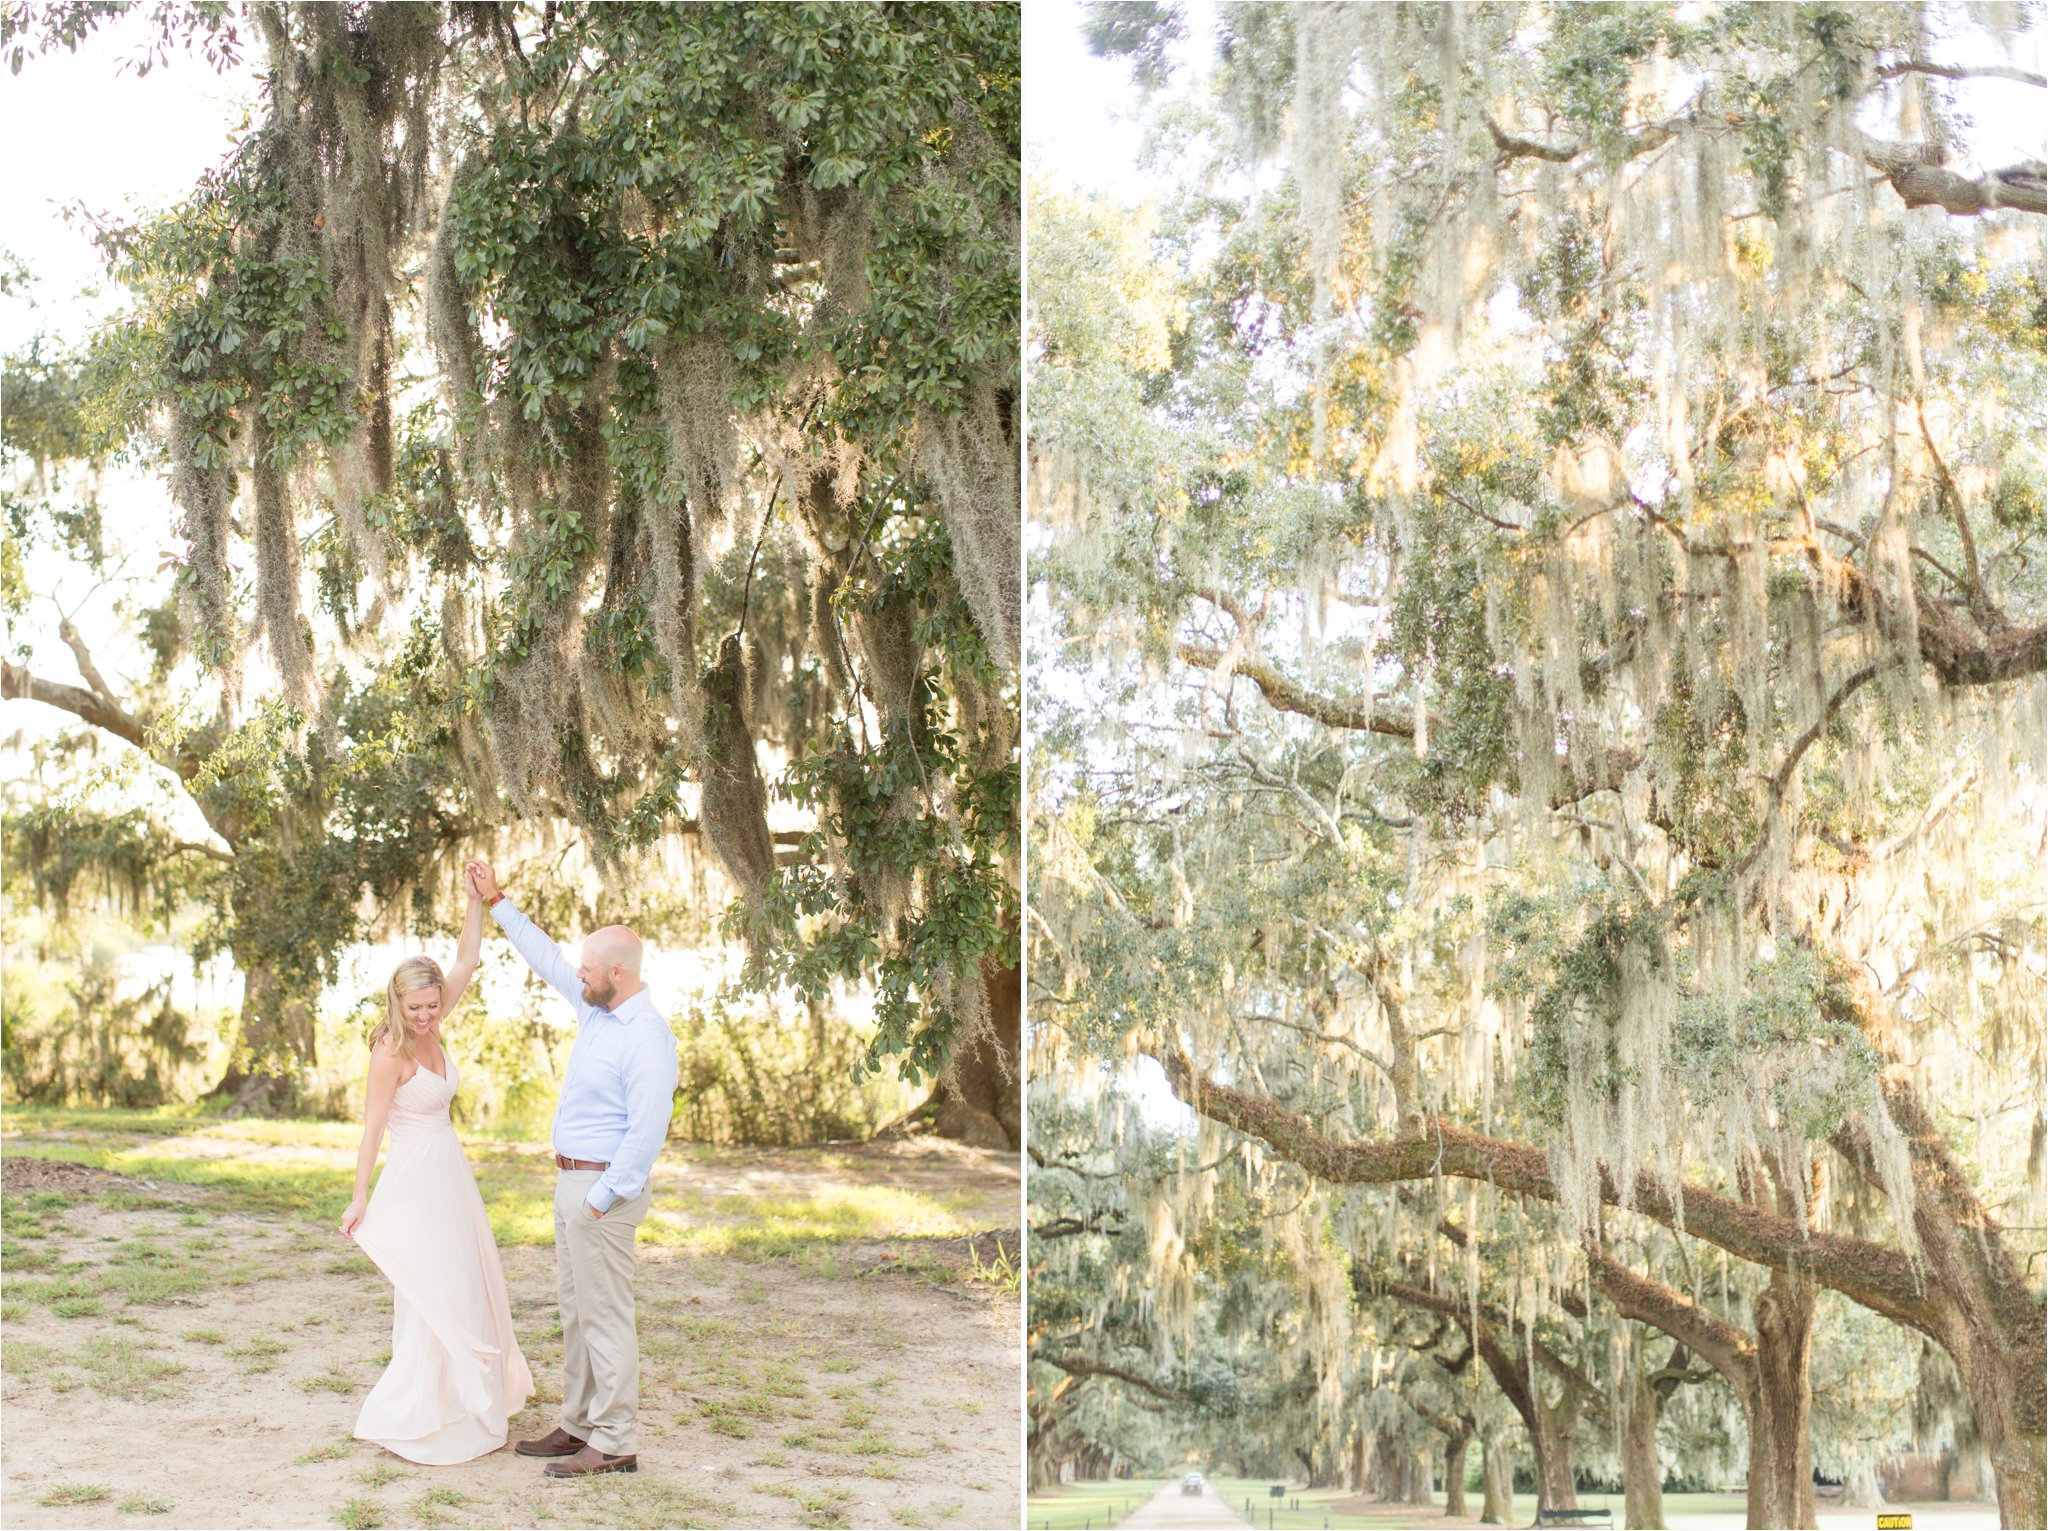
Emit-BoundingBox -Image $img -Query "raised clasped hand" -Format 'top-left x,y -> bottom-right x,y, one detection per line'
465,859 -> 500,903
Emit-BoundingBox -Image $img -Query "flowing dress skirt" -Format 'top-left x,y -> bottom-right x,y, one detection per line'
351,1064 -> 533,1464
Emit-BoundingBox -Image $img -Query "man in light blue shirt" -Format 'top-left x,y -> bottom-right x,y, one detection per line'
466,860 -> 677,1478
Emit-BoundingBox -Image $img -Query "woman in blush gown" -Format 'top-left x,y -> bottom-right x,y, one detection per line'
339,881 -> 533,1464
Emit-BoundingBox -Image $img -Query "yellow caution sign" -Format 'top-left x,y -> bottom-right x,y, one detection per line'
1876,1516 -> 1913,1529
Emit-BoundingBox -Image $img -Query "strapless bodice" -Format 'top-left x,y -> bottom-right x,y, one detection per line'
388,1055 -> 458,1142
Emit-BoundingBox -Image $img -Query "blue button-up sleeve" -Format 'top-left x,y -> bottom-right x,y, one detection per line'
589,1021 -> 678,1212
491,899 -> 593,1023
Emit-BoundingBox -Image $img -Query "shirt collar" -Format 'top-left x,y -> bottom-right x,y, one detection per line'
598,987 -> 657,1024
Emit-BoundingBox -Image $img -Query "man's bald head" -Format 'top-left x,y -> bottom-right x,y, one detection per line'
577,924 -> 645,1008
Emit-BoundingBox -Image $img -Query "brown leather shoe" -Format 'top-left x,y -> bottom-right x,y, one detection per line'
544,1445 -> 638,1477
514,1426 -> 588,1458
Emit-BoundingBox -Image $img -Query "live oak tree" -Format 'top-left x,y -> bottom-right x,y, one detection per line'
1032,3 -> 2043,1525
3,1 -> 1021,1135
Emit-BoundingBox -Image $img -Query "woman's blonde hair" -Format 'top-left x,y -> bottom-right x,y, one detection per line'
368,956 -> 446,1065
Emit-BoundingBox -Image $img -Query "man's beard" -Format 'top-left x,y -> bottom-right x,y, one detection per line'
582,978 -> 616,1008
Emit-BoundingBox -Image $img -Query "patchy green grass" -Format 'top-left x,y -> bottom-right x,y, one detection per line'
5,1334 -> 186,1400
300,1364 -> 358,1394
0,1299 -> 28,1323
2,1190 -> 74,1236
295,1438 -> 356,1465
77,1334 -> 187,1399
407,1486 -> 470,1529
1,1338 -> 73,1390
3,1141 -> 350,1221
37,1483 -> 110,1507
1025,1479 -> 1174,1531
118,1497 -> 172,1515
354,1462 -> 409,1489
100,1189 -> 187,1213
12,1273 -> 111,1312
332,1497 -> 385,1530
1,1235 -> 58,1270
181,1328 -> 227,1345
638,1184 -> 990,1259
794,1484 -> 853,1529
109,1260 -> 209,1304
966,1236 -> 1020,1294
561,1473 -> 716,1530
228,1333 -> 292,1374
848,1429 -> 898,1457
699,1400 -> 754,1438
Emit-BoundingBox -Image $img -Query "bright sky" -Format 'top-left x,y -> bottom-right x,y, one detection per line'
1023,0 -> 2046,202
1,17 -> 259,737
0,14 -> 259,337
0,25 -> 754,1036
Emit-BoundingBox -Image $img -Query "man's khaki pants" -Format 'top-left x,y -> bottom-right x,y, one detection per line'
553,1169 -> 652,1455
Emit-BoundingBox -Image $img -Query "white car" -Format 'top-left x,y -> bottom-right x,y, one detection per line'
1181,1473 -> 1204,1496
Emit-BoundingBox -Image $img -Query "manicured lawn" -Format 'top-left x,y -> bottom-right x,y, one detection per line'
1208,1476 -> 1445,1529
2,1113 -> 995,1256
1025,1477 -> 1173,1529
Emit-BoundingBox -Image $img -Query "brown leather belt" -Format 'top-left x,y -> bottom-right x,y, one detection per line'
555,1154 -> 610,1172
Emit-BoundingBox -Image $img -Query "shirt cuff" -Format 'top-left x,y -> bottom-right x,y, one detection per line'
585,1182 -> 620,1214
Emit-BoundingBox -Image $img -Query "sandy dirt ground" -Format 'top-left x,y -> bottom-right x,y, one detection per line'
1119,1484 -> 1248,1530
1,1138 -> 1021,1531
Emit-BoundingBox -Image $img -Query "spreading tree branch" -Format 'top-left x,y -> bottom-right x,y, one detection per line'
1150,1041 -> 1938,1338
1856,137 -> 2047,216
1874,59 -> 2047,88
1178,642 -> 1420,739
1034,1354 -> 1195,1404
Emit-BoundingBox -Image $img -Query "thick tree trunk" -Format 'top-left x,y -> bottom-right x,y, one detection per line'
1159,1044 -> 2047,1526
1367,1428 -> 1400,1501
1943,1308 -> 2046,1529
1379,1278 -> 1580,1514
1410,1440 -> 1436,1505
1840,1053 -> 2048,1529
1443,1423 -> 1471,1518
1585,1243 -> 1818,1531
1533,1390 -> 1579,1514
1747,1268 -> 1818,1530
206,963 -> 315,1115
896,953 -> 1019,1148
1620,1357 -> 1666,1530
1367,1429 -> 1433,1504
1312,1453 -> 1343,1490
1479,1435 -> 1513,1525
